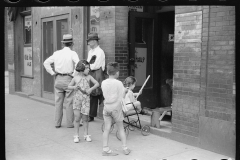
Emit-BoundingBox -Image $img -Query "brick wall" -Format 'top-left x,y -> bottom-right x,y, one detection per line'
115,6 -> 129,81
205,6 -> 235,122
99,6 -> 116,71
172,6 -> 203,138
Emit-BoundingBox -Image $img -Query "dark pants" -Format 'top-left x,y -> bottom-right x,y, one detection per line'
89,68 -> 104,118
89,94 -> 103,117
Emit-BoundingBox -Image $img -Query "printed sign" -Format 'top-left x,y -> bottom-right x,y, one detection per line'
24,47 -> 32,76
90,6 -> 100,33
25,15 -> 31,31
135,48 -> 147,86
128,6 -> 143,12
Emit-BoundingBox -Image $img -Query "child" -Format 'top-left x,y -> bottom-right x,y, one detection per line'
122,76 -> 147,116
68,60 -> 99,143
101,62 -> 131,156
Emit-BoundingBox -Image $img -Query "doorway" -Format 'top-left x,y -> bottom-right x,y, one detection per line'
41,14 -> 70,100
157,11 -> 174,107
128,7 -> 175,109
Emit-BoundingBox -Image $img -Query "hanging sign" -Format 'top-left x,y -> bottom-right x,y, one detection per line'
135,47 -> 147,86
128,6 -> 143,12
24,47 -> 32,76
90,6 -> 100,33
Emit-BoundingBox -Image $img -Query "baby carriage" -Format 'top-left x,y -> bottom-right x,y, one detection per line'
101,75 -> 151,140
101,102 -> 151,140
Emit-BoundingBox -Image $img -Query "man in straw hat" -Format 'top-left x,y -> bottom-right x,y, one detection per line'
43,34 -> 80,128
87,32 -> 105,122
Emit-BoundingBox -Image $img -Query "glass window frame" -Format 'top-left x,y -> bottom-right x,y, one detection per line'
20,8 -> 33,78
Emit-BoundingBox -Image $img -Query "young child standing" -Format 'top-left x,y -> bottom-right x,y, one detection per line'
68,60 -> 99,143
101,62 -> 131,156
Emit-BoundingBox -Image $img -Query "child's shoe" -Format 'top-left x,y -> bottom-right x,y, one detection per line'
102,149 -> 118,156
123,148 -> 131,155
73,135 -> 80,143
84,135 -> 92,142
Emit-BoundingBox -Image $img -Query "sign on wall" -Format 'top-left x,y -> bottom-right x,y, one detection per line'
128,6 -> 143,12
135,47 -> 147,86
24,47 -> 32,76
90,6 -> 100,33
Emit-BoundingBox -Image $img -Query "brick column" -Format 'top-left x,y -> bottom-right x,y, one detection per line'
172,6 -> 203,144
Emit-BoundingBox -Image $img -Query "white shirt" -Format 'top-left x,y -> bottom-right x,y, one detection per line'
101,78 -> 125,111
124,90 -> 136,104
87,45 -> 105,71
43,47 -> 79,75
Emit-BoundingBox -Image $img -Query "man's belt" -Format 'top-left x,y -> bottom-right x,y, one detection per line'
55,72 -> 73,78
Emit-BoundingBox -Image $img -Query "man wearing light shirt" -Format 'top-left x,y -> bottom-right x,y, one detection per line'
43,34 -> 79,128
87,33 -> 105,122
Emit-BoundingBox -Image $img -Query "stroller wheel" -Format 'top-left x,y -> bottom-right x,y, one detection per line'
101,122 -> 114,133
116,127 -> 129,141
128,120 -> 137,131
141,125 -> 150,136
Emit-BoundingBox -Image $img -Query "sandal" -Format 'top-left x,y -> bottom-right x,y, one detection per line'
102,149 -> 118,156
123,148 -> 131,155
73,135 -> 79,143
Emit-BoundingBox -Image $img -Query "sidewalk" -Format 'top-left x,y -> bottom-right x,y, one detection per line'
5,94 -> 233,160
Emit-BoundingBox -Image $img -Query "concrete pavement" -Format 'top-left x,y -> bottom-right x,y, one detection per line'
5,94 -> 234,160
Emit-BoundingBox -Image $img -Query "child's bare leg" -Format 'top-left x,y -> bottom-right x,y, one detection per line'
74,109 -> 81,136
133,101 -> 142,113
115,121 -> 131,155
82,114 -> 88,136
115,121 -> 127,146
103,118 -> 112,147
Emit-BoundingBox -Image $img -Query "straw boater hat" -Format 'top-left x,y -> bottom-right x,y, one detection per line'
61,34 -> 73,43
86,32 -> 100,42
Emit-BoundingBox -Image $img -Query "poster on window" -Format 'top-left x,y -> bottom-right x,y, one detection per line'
24,47 -> 32,76
135,48 -> 147,86
25,15 -> 31,44
90,6 -> 100,33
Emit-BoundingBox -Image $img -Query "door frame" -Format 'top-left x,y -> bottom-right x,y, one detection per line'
41,14 -> 70,100
128,11 -> 156,90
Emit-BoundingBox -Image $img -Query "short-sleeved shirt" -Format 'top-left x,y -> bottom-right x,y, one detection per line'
101,78 -> 125,112
43,47 -> 79,75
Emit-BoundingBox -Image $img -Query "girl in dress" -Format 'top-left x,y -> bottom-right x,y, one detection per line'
68,60 -> 99,143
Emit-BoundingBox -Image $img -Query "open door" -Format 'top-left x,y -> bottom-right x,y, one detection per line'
128,12 -> 157,109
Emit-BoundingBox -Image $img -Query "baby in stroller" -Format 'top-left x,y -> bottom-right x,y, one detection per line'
122,76 -> 149,116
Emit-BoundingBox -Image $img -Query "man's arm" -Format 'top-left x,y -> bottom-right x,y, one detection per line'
72,52 -> 80,77
90,50 -> 104,70
43,54 -> 55,76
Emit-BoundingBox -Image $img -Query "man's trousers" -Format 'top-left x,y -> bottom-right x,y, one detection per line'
54,75 -> 74,127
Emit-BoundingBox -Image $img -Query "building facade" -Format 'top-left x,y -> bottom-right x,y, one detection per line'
6,6 -> 235,157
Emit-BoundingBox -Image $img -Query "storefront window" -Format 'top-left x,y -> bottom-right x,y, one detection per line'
21,8 -> 33,77
24,15 -> 32,44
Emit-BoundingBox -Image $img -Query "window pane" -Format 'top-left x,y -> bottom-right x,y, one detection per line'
24,15 -> 32,44
43,21 -> 54,93
56,19 -> 68,50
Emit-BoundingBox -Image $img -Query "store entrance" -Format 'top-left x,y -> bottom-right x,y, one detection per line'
41,14 -> 69,100
156,11 -> 174,107
128,7 -> 174,109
